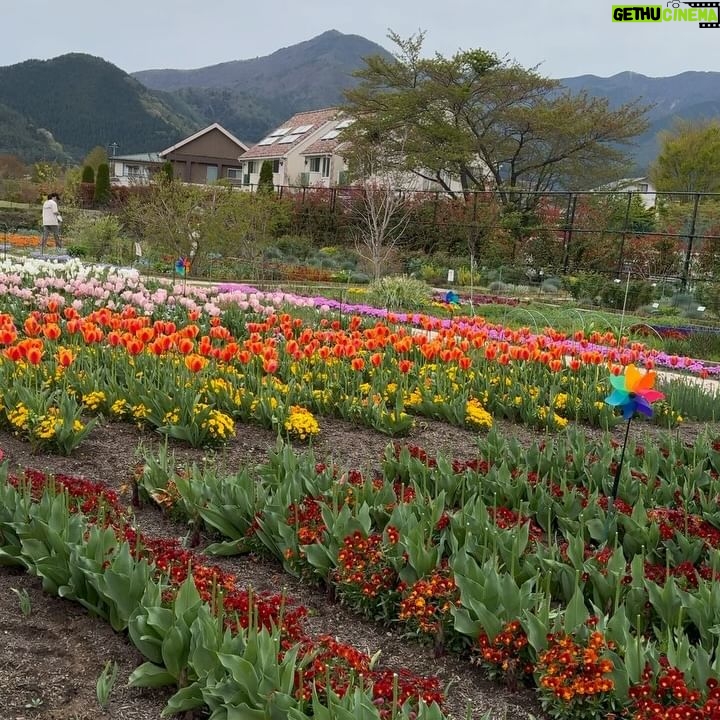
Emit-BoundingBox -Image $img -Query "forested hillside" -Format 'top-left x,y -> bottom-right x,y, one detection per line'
0,54 -> 200,161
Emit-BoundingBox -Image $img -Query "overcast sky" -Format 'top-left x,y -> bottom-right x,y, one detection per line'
4,0 -> 719,78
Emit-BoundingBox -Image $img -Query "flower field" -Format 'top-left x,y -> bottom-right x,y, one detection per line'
1,256 -> 720,719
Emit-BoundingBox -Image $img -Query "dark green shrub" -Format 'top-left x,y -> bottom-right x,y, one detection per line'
600,279 -> 653,311
81,165 -> 95,184
94,163 -> 111,206
160,161 -> 174,184
0,207 -> 38,232
258,161 -> 274,193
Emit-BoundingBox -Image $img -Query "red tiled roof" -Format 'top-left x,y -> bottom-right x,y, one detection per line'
302,137 -> 344,156
242,107 -> 340,159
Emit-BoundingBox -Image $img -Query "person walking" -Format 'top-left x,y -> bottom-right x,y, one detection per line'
41,193 -> 62,253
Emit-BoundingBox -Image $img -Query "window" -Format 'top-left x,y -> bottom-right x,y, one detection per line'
269,127 -> 291,137
126,164 -> 141,177
309,157 -> 330,177
271,159 -> 280,173
335,119 -> 354,129
206,165 -> 218,182
226,167 -> 242,179
638,183 -> 649,192
320,129 -> 340,140
257,136 -> 279,146
293,124 -> 313,133
247,161 -> 256,175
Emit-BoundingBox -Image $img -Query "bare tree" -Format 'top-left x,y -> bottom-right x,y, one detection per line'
349,141 -> 414,281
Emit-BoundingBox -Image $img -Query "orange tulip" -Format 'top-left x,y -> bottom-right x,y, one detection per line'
126,338 -> 144,356
398,359 -> 413,374
42,324 -> 62,341
57,348 -> 75,367
4,346 -> 22,362
351,357 -> 365,372
0,328 -> 17,345
137,327 -> 155,344
23,317 -> 41,337
177,337 -> 194,355
184,354 -> 207,373
26,345 -> 44,365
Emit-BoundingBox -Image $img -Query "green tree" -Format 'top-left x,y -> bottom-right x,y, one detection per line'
650,119 -> 720,193
257,160 -> 275,193
81,165 -> 95,183
82,146 -> 108,174
121,181 -> 291,277
343,32 -> 649,206
160,160 -> 174,184
94,163 -> 111,206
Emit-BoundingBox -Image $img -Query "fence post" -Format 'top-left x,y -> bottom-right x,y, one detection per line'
681,192 -> 700,291
561,193 -> 577,273
615,192 -> 633,277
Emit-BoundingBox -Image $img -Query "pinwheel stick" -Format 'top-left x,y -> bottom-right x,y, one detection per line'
609,416 -> 633,506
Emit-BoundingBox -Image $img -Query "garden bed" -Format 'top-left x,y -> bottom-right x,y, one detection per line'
0,416 -> 554,720
2,411 -> 719,719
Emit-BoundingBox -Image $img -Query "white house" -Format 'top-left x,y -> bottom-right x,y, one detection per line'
239,108 -> 349,189
110,153 -> 163,186
592,177 -> 657,209
240,108 -> 468,193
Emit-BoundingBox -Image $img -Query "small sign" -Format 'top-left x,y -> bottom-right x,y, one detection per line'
447,269 -> 455,283
698,305 -> 706,312
651,302 -> 659,309
134,242 -> 142,258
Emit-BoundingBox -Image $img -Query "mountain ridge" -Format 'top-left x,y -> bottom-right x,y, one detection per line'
0,31 -> 718,170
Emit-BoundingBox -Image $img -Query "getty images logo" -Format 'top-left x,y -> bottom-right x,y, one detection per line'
612,1 -> 720,26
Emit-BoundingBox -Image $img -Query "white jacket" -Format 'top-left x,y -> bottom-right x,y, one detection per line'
42,199 -> 60,226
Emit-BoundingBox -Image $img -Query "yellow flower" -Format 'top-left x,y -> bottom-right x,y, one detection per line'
132,404 -> 150,420
163,410 -> 180,425
111,399 -> 130,417
82,391 -> 106,410
465,398 -> 493,431
284,406 -> 320,440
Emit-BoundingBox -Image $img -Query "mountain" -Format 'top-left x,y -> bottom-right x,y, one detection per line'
559,71 -> 720,171
132,30 -> 393,143
0,54 -> 202,163
2,33 -> 720,171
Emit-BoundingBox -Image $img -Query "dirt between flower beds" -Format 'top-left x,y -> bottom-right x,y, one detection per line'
1,414 -> 718,720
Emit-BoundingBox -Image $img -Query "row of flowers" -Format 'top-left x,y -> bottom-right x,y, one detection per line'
0,453 -> 446,719
0,301 -> 701,455
0,257 -> 716,379
133,429 -> 720,720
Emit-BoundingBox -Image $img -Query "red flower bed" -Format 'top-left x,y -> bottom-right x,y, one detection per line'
7,464 -> 444,714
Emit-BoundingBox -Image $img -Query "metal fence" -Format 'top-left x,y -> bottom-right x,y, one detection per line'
274,185 -> 720,292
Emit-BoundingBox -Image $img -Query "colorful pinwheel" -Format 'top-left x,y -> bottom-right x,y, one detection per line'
605,364 -> 665,420
175,257 -> 190,277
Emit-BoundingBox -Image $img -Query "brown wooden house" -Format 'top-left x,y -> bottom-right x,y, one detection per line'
159,123 -> 249,184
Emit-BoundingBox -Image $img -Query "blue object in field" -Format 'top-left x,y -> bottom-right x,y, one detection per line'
445,290 -> 460,304
175,258 -> 187,276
